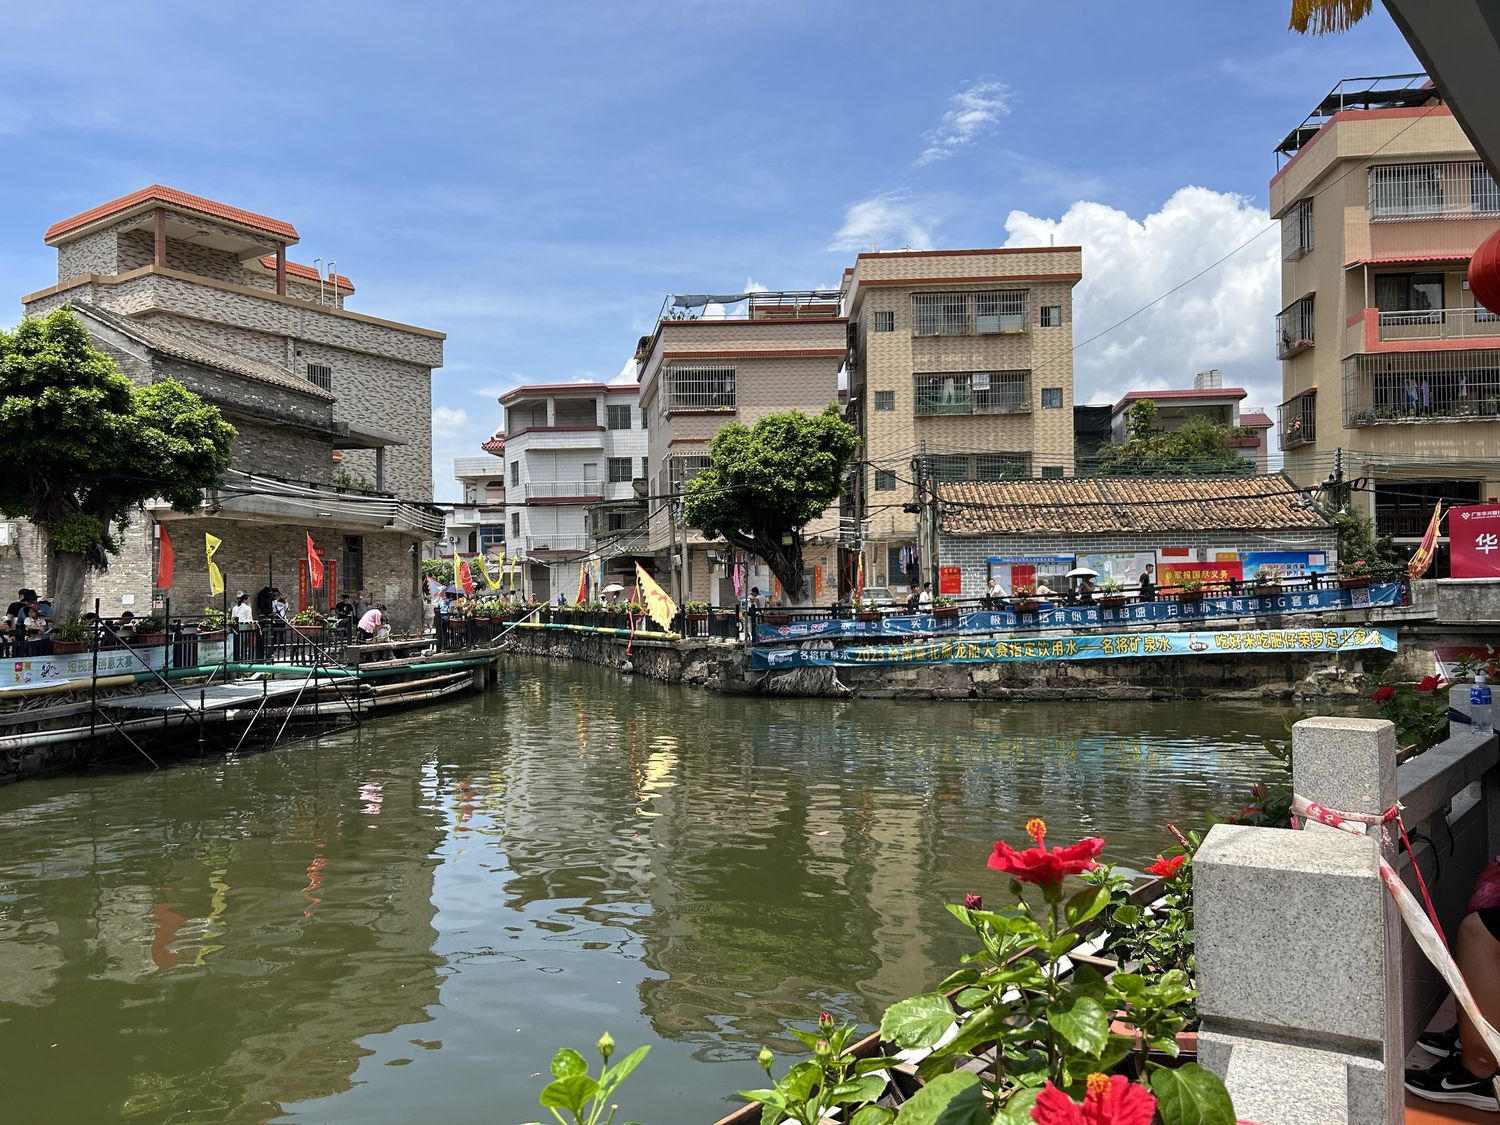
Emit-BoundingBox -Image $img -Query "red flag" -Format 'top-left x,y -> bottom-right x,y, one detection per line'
457,557 -> 475,597
1408,501 -> 1444,579
157,523 -> 175,588
305,532 -> 325,590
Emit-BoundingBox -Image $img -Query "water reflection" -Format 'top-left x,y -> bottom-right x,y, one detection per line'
0,661 -> 1289,1122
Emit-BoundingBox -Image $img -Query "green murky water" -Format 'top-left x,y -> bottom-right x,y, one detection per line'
0,660 -> 1290,1123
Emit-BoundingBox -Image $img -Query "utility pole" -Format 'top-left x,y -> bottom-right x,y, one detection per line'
668,499 -> 684,610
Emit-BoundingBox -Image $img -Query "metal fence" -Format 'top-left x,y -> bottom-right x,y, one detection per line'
1376,306 -> 1500,342
912,291 -> 1027,336
1275,295 -> 1315,358
1368,159 -> 1500,221
1343,349 -> 1500,425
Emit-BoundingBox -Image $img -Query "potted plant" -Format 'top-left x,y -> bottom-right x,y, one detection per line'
931,594 -> 959,620
1339,558 -> 1373,590
1369,675 -> 1452,756
683,600 -> 709,621
1010,582 -> 1039,614
1096,578 -> 1129,609
288,609 -> 325,637
198,605 -> 228,641
132,615 -> 167,645
1251,566 -> 1283,597
853,599 -> 883,623
1175,577 -> 1206,603
51,615 -> 90,654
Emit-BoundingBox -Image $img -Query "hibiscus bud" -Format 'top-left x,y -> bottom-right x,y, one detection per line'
596,1031 -> 614,1060
758,1046 -> 774,1073
964,892 -> 982,910
818,1010 -> 834,1029
815,1039 -> 830,1055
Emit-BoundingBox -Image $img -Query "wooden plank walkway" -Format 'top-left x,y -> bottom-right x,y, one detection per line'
100,682 -> 327,715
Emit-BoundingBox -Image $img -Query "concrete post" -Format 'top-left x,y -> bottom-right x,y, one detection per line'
1195,717 -> 1402,1124
153,208 -> 166,268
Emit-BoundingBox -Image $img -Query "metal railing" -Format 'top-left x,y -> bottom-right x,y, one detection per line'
1343,350 -> 1500,425
1275,296 -> 1315,359
522,534 -> 590,553
525,480 -> 605,501
1278,393 -> 1317,449
665,365 -> 736,411
1369,160 -> 1500,221
1376,307 -> 1500,342
912,291 -> 1027,336
913,372 -> 1030,416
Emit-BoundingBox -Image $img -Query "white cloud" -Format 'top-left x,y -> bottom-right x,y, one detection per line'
1002,186 -> 1279,412
431,405 -> 471,442
827,193 -> 934,252
916,79 -> 1011,166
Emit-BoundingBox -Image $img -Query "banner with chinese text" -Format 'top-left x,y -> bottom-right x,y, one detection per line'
1450,503 -> 1500,579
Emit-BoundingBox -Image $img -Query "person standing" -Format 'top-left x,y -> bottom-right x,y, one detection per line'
1138,568 -> 1156,603
918,582 -> 934,610
231,593 -> 256,660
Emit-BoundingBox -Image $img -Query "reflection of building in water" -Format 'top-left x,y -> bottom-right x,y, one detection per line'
0,756 -> 444,1124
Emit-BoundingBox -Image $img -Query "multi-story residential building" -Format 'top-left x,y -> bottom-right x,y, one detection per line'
1272,76 -> 1500,568
1105,371 -> 1274,472
499,380 -> 644,600
842,247 -> 1083,594
8,185 -> 444,624
637,292 -> 847,606
444,433 -> 508,562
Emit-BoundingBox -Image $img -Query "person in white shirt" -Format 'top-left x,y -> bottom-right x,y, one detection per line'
983,577 -> 1008,609
918,582 -> 934,609
231,594 -> 254,630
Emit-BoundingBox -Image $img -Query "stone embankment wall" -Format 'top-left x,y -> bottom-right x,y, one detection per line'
495,626 -> 1401,701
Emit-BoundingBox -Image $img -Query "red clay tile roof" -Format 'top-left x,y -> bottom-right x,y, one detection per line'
480,432 -> 505,453
1240,411 -> 1274,428
938,475 -> 1328,536
1111,387 -> 1247,413
45,185 -> 299,243
255,255 -> 354,292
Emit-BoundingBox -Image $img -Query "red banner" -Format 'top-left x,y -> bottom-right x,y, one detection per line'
1450,502 -> 1500,578
157,523 -> 175,588
1157,560 -> 1243,588
938,565 -> 963,595
298,560 -> 309,612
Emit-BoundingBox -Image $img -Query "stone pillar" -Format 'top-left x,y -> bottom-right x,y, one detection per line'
153,208 -> 166,268
1195,717 -> 1402,1124
275,244 -> 287,297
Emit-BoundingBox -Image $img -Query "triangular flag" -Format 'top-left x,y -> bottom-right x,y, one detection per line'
157,523 -> 176,589
205,533 -> 224,597
306,532 -> 325,590
634,562 -> 677,631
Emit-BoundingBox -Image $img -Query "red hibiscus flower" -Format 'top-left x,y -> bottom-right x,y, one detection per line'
1144,853 -> 1185,878
989,818 -> 1105,887
1370,685 -> 1396,702
963,892 -> 983,910
1031,1074 -> 1156,1125
1416,674 -> 1446,693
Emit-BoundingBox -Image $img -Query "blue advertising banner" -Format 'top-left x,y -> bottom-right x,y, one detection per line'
751,626 -> 1398,670
754,582 -> 1401,643
1241,551 -> 1330,578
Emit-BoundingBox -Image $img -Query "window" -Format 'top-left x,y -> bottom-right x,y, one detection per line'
874,469 -> 896,491
342,535 -> 364,591
306,363 -> 332,390
1473,163 -> 1500,214
511,512 -> 521,537
1275,295 -> 1315,358
510,461 -> 520,487
912,291 -> 1025,335
887,546 -> 917,586
872,310 -> 895,332
1279,392 -> 1317,448
606,404 -> 633,430
1039,305 -> 1062,327
975,291 -> 1026,333
1040,466 -> 1065,479
874,390 -> 895,411
926,453 -> 1028,481
641,457 -> 649,479
666,454 -> 712,491
665,364 -> 736,410
1041,387 -> 1063,409
1281,198 -> 1313,260
1370,163 -> 1443,218
913,371 -> 1030,416
479,528 -> 505,552
608,457 -> 633,483
1374,272 -> 1444,317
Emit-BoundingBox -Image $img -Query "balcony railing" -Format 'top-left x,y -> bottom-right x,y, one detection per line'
524,480 -> 606,501
1343,350 -> 1500,426
1376,307 -> 1500,342
914,372 -> 1031,417
1369,160 -> 1500,221
1276,296 -> 1315,359
1278,394 -> 1317,449
521,535 -> 589,554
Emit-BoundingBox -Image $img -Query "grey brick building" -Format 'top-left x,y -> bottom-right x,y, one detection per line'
3,185 -> 445,627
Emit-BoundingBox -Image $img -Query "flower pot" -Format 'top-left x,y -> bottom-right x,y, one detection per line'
762,612 -> 791,625
1108,1018 -> 1199,1063
1339,575 -> 1372,590
1177,591 -> 1204,603
933,606 -> 959,620
855,611 -> 882,622
686,612 -> 708,622
1252,583 -> 1281,597
291,625 -> 322,638
51,639 -> 88,654
196,629 -> 226,642
1010,600 -> 1039,614
1097,595 -> 1128,609
133,632 -> 167,646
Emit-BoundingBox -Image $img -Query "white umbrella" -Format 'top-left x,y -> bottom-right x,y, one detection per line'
601,583 -> 626,594
1065,567 -> 1099,578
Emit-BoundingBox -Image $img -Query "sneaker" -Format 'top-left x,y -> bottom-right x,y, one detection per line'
1419,1025 -> 1461,1058
1405,1055 -> 1500,1112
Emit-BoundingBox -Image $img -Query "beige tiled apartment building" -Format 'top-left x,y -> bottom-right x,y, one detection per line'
636,294 -> 846,604
1272,76 -> 1500,564
842,247 -> 1082,593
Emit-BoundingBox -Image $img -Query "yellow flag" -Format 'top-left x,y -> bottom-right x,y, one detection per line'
204,533 -> 224,596
475,554 -> 499,590
634,562 -> 677,631
1408,501 -> 1444,579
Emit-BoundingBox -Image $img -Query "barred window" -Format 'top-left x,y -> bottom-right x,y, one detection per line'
975,291 -> 1026,333
1039,305 -> 1062,327
306,363 -> 332,390
511,512 -> 521,536
1281,198 -> 1313,260
607,457 -> 633,482
874,469 -> 896,491
1041,387 -> 1063,409
1040,466 -> 1064,479
606,404 -> 632,430
914,371 -> 1031,416
874,390 -> 895,411
668,454 -> 712,490
926,452 -> 1029,481
665,365 -> 735,410
872,310 -> 895,332
912,291 -> 1026,335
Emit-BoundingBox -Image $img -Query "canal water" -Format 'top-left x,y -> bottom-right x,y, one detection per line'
0,661 -> 1294,1123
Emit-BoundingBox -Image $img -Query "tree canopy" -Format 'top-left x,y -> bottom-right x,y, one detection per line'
0,306 -> 237,616
1091,399 -> 1255,478
682,406 -> 858,604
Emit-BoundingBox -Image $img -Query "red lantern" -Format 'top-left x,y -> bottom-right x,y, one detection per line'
1470,227 -> 1500,318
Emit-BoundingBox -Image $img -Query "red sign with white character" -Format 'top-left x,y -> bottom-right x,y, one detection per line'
1450,503 -> 1500,578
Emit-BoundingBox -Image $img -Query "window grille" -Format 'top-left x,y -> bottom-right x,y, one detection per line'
607,457 -> 633,483
914,371 -> 1030,416
874,390 -> 895,411
606,404 -> 632,430
1369,161 -> 1500,220
872,310 -> 895,332
665,364 -> 736,410
1278,393 -> 1317,449
912,291 -> 1026,335
1343,350 -> 1500,426
1275,296 -> 1315,359
1040,466 -> 1064,479
306,363 -> 332,390
667,455 -> 712,491
1039,305 -> 1062,327
1281,199 -> 1313,260
510,461 -> 520,487
511,512 -> 521,537
975,291 -> 1026,333
926,452 -> 1029,481
874,469 -> 896,491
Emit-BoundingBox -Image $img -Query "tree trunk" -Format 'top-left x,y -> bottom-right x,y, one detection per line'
51,552 -> 89,621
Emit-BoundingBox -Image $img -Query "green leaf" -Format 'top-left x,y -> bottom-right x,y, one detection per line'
551,1047 -> 588,1079
1149,1063 -> 1238,1125
828,1074 -> 887,1105
955,988 -> 991,1011
538,1073 -> 599,1115
991,1087 -> 1040,1125
1048,995 -> 1109,1056
1112,904 -> 1142,926
1067,963 -> 1109,1004
598,1045 -> 649,1099
1065,884 -> 1111,927
880,993 -> 957,1049
939,1003 -> 1011,1060
851,1107 -> 898,1125
781,1061 -> 821,1102
892,1072 -> 988,1124
936,967 -> 981,991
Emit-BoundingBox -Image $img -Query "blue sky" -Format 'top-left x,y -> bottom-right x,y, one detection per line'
0,2 -> 1421,499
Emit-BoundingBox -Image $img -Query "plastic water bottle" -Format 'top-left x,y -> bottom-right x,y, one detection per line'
1472,678 -> 1494,737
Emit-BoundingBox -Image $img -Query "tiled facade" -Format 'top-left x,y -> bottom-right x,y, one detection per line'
843,247 -> 1083,592
1271,83 -> 1500,559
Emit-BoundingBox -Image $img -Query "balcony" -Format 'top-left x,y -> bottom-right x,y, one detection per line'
1278,394 -> 1317,450
524,480 -> 606,503
453,456 -> 504,478
1342,350 -> 1500,426
1276,296 -> 1315,359
1376,307 -> 1500,342
914,371 -> 1031,417
1369,161 -> 1500,222
161,469 -> 445,536
521,535 -> 589,555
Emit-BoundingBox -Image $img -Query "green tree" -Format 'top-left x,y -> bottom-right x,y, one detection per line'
422,558 -> 455,585
1093,399 -> 1255,477
682,406 -> 857,605
0,307 -> 236,617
